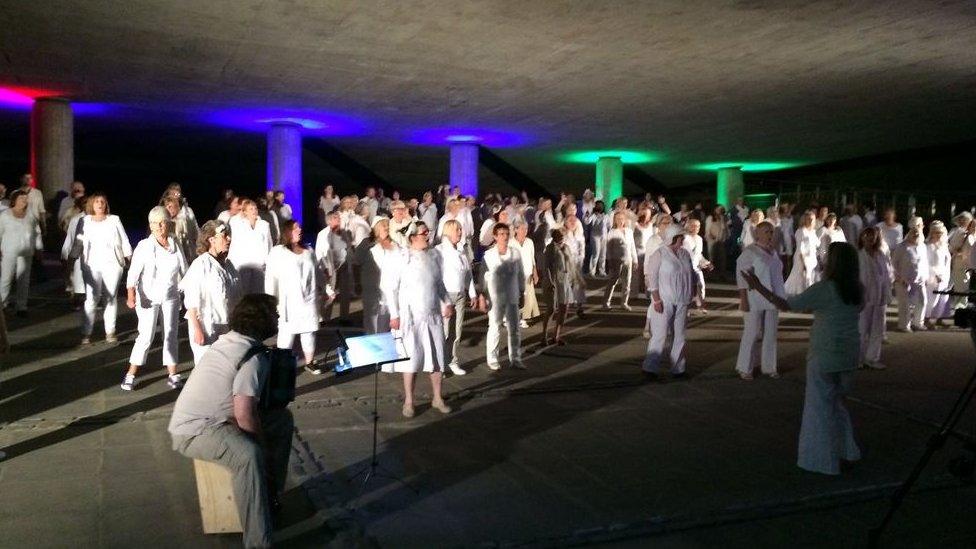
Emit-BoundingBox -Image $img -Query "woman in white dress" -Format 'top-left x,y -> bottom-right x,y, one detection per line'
891,228 -> 929,332
542,229 -> 573,346
356,217 -> 399,334
642,231 -> 698,379
603,211 -> 638,311
741,242 -> 862,475
924,220 -> 952,327
384,221 -> 454,418
77,192 -> 132,344
785,211 -> 820,296
858,227 -> 892,370
265,220 -> 325,369
816,213 -> 847,267
948,212 -> 976,311
179,220 -> 240,365
0,190 -> 43,315
121,206 -> 187,391
512,221 -> 539,327
561,204 -> 587,318
228,199 -> 273,294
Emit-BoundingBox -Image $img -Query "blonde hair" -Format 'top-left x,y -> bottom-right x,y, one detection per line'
148,205 -> 171,226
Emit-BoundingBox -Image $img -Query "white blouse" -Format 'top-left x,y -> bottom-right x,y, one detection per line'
127,236 -> 187,304
0,210 -> 42,256
228,217 -> 272,268
80,215 -> 132,269
179,252 -> 239,328
607,228 -> 638,264
435,240 -> 476,298
484,245 -> 525,305
644,246 -> 697,304
264,246 -> 321,333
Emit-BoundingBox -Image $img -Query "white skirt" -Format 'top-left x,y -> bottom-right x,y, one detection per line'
382,314 -> 446,373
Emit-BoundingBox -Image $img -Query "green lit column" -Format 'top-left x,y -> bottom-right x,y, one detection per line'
595,156 -> 623,205
716,166 -> 743,207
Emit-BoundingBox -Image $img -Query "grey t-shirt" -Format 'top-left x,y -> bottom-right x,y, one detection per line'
168,331 -> 268,437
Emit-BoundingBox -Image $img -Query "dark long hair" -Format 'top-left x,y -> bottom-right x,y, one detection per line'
823,242 -> 862,306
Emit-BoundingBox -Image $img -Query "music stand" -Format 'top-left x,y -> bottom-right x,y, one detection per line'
335,331 -> 417,496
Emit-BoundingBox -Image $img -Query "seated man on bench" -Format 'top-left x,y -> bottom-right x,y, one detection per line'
168,293 -> 293,549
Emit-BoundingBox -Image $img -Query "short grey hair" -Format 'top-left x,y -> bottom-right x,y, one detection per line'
148,205 -> 170,225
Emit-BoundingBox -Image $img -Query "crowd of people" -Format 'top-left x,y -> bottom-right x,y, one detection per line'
2,178 -> 976,461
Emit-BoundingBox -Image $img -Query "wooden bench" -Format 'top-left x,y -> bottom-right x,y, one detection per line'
193,459 -> 243,534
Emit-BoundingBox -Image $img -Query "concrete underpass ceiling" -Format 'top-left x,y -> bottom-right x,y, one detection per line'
1,0 -> 975,191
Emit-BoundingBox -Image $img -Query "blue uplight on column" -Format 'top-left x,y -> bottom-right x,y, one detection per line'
266,122 -> 303,225
449,143 -> 479,197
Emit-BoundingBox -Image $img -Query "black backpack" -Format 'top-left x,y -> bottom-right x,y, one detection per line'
239,345 -> 297,410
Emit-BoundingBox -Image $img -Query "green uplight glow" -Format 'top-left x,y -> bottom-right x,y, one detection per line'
562,150 -> 660,164
694,162 -> 802,172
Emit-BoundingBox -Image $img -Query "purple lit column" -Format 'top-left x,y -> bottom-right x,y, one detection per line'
266,122 -> 303,224
30,98 -> 74,200
449,143 -> 479,197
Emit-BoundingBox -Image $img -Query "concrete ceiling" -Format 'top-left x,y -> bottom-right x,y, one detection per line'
1,0 -> 975,191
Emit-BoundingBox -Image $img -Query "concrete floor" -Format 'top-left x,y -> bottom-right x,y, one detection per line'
2,279 -> 976,548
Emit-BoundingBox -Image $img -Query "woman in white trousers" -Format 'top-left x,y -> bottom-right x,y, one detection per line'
384,221 -> 454,417
603,211 -> 638,310
857,227 -> 891,370
266,220 -> 326,369
484,222 -> 526,370
925,220 -> 952,326
0,191 -> 43,315
561,204 -> 587,318
356,217 -> 399,334
77,193 -> 132,344
435,219 -> 477,375
228,199 -> 273,295
742,242 -> 862,475
122,206 -> 187,391
735,222 -> 786,380
642,232 -> 698,378
891,228 -> 928,332
179,220 -> 239,365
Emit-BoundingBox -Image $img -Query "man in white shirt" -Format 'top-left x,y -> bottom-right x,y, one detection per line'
435,219 -> 477,375
735,222 -> 785,380
315,211 -> 350,320
483,223 -> 525,370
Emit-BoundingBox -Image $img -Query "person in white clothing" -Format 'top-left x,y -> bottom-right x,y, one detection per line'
735,222 -> 786,380
483,223 -> 526,370
266,220 -> 326,370
122,207 -> 188,391
891,228 -> 928,332
512,221 -> 539,327
778,203 -> 795,270
77,193 -> 132,344
387,201 -> 414,248
740,209 -> 765,249
417,192 -> 439,240
817,213 -> 847,268
948,212 -> 976,311
785,211 -> 819,295
642,231 -> 698,378
875,208 -> 903,255
542,230 -> 574,346
634,208 -> 657,294
683,218 -> 713,313
179,220 -> 240,365
479,207 -> 510,251
18,174 -> 47,235
924,220 -> 952,327
360,187 -> 379,222
561,205 -> 587,318
585,201 -> 611,277
318,184 -> 340,218
58,181 -> 85,227
384,221 -> 454,417
435,219 -> 477,375
315,211 -> 351,321
163,193 -> 199,264
356,217 -> 399,334
345,202 -> 373,248
641,213 -> 680,338
60,199 -> 87,307
228,199 -> 273,294
436,198 -> 465,242
839,205 -> 863,245
857,227 -> 892,370
603,211 -> 638,310
0,191 -> 43,315
532,197 -> 558,288
272,190 -> 293,221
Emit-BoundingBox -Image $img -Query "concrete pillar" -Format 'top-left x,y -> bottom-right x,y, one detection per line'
449,143 -> 479,197
716,167 -> 744,208
595,156 -> 623,205
30,98 -> 74,200
266,122 -> 303,224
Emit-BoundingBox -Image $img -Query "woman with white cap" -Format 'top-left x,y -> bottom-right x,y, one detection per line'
228,199 -> 273,294
121,206 -> 187,391
179,220 -> 240,365
891,228 -> 929,332
76,192 -> 132,344
384,221 -> 454,417
642,230 -> 698,379
948,212 -> 976,311
356,216 -> 400,334
925,220 -> 952,327
266,219 -> 327,371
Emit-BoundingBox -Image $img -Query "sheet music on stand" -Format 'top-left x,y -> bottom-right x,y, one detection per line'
335,331 -> 407,373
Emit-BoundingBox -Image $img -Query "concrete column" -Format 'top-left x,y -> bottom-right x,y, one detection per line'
449,143 -> 479,197
595,156 -> 623,205
716,166 -> 744,208
266,122 -> 303,224
30,98 -> 74,200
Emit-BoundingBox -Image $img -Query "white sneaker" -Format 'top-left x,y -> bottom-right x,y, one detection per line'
622,304 -> 632,311
449,362 -> 466,376
121,374 -> 135,391
487,361 -> 501,371
519,320 -> 529,328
